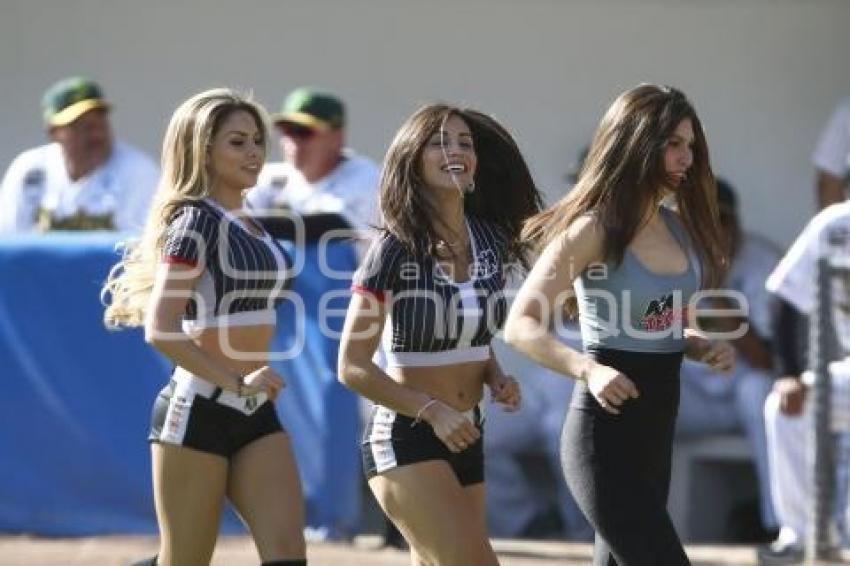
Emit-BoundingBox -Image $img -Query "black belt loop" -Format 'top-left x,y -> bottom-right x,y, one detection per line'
210,387 -> 223,401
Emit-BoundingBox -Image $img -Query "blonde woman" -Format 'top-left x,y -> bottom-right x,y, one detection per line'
338,104 -> 543,565
103,89 -> 306,566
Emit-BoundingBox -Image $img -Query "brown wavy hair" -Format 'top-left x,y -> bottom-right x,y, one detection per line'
523,84 -> 726,288
379,103 -> 543,266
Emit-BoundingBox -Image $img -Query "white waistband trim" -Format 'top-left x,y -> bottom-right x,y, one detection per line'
172,366 -> 267,413
182,309 -> 276,335
384,345 -> 490,367
373,400 -> 485,427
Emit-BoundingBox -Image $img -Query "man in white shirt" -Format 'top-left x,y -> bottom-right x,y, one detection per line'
245,88 -> 379,233
814,97 -> 850,209
0,77 -> 159,233
245,88 -> 379,542
760,202 -> 850,562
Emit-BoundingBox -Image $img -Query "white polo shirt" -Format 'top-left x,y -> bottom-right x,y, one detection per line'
0,141 -> 159,233
245,149 -> 379,232
767,201 -> 850,352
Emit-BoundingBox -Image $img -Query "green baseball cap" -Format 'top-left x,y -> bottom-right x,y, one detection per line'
272,87 -> 345,131
42,76 -> 110,127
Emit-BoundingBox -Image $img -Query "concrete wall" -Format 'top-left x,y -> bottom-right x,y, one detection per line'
2,0 -> 848,247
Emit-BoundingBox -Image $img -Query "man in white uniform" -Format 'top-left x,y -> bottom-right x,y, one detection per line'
245,87 -> 378,233
0,77 -> 158,233
814,97 -> 850,209
761,201 -> 850,562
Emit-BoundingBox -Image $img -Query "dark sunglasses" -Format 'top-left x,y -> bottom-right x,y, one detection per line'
278,123 -> 317,140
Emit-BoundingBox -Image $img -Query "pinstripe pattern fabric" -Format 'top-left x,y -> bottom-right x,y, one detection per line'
161,198 -> 290,323
352,215 -> 508,360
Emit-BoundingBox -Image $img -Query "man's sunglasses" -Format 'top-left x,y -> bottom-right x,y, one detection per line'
278,123 -> 317,140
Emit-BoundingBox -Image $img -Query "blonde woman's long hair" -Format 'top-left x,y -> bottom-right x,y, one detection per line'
102,88 -> 269,328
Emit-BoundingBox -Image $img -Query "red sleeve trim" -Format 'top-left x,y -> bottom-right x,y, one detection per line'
162,255 -> 198,267
351,284 -> 386,302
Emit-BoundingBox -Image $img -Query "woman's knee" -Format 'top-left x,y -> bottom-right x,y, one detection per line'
438,538 -> 497,566
409,514 -> 495,566
252,515 -> 306,561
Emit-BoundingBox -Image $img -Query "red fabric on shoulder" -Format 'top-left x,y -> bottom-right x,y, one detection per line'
351,284 -> 386,302
162,254 -> 198,267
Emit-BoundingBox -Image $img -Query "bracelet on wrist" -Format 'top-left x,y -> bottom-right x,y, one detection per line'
578,356 -> 594,382
412,398 -> 438,428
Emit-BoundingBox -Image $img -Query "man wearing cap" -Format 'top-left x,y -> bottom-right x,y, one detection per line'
758,199 -> 850,562
245,87 -> 379,232
0,76 -> 159,233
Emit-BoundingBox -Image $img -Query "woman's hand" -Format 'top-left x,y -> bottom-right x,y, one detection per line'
585,363 -> 639,415
686,332 -> 735,373
421,400 -> 481,453
241,365 -> 285,400
485,359 -> 521,411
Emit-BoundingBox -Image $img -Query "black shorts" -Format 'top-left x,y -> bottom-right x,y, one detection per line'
361,403 -> 485,486
148,367 -> 284,458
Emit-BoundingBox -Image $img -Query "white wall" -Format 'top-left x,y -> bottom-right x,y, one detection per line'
1,0 -> 848,247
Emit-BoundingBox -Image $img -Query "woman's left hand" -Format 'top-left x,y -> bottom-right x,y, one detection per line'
699,340 -> 736,373
488,374 -> 521,411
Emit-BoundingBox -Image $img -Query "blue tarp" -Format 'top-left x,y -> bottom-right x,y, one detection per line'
0,232 -> 361,536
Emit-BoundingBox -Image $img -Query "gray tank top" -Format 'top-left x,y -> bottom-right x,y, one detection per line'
573,206 -> 701,353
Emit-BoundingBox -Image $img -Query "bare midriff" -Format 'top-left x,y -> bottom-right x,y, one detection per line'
192,324 -> 276,377
387,359 -> 489,412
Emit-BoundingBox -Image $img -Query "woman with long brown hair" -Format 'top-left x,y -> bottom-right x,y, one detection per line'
337,103 -> 542,565
505,84 -> 734,565
103,89 -> 305,566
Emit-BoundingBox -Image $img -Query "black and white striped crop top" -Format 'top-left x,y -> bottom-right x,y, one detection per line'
161,198 -> 291,334
352,215 -> 509,367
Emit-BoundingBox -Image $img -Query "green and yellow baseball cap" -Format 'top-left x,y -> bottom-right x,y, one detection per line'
272,87 -> 345,131
42,76 -> 110,127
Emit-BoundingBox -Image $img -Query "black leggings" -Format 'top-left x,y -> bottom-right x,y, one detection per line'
561,348 -> 689,566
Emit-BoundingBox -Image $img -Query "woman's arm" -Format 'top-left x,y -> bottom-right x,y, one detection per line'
337,292 -> 432,416
504,216 -> 638,414
505,215 -> 602,379
145,262 -> 282,397
338,292 -> 479,452
683,327 -> 735,373
485,353 -> 521,411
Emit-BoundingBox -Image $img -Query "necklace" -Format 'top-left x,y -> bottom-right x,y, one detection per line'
435,237 -> 470,261
437,238 -> 466,250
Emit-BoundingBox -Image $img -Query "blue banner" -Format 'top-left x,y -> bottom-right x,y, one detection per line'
0,233 -> 361,537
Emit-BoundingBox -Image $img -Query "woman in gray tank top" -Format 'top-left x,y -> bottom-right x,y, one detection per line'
505,84 -> 735,566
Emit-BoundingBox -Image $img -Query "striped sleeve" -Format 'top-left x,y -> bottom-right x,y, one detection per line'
161,204 -> 217,267
351,232 -> 404,302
